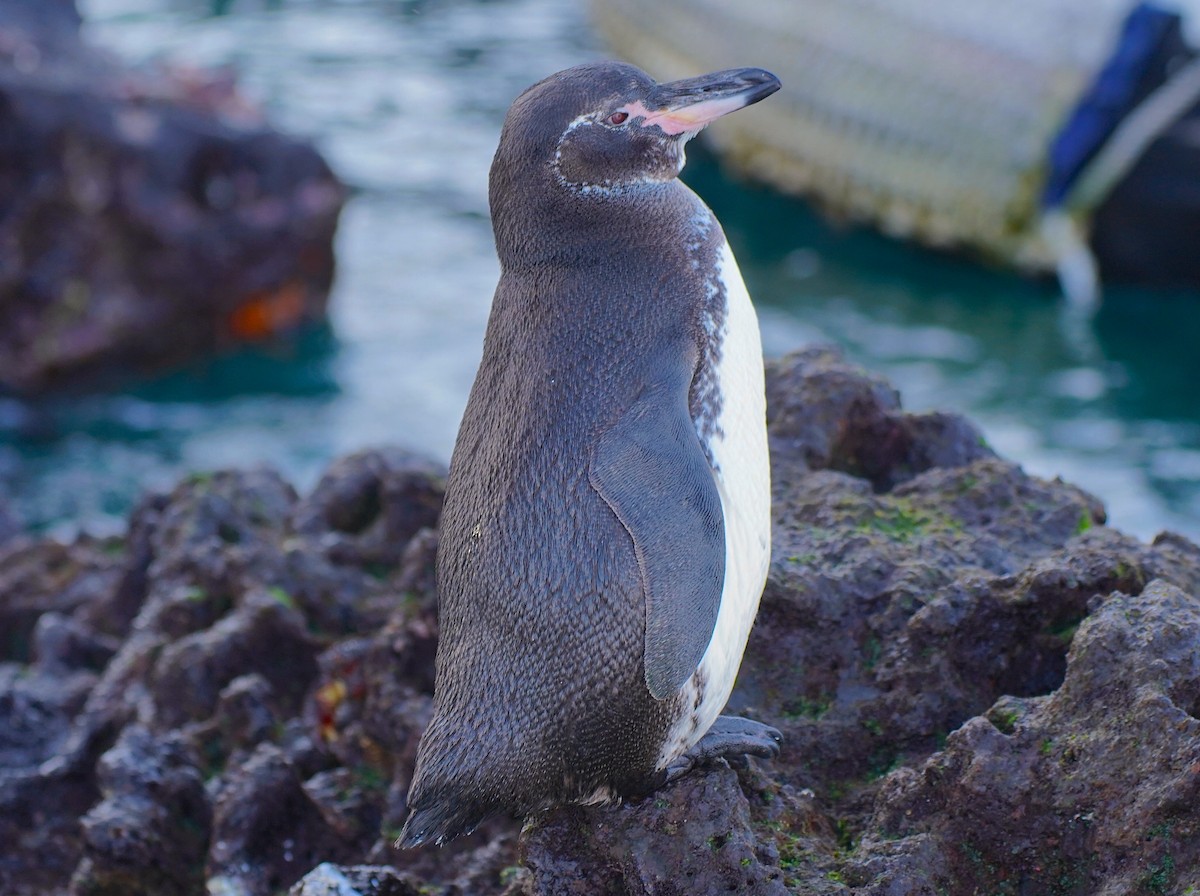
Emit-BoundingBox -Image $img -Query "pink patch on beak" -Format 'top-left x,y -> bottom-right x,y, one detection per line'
625,96 -> 750,136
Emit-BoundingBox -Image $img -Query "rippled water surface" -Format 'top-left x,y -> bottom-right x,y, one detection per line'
7,0 -> 1200,542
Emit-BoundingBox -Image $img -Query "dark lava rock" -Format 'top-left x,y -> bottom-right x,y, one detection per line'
0,0 -> 344,394
292,447 -> 446,570
764,344 -> 995,494
3,346 -> 1200,895
0,449 -> 446,896
0,536 -> 125,665
523,766 -> 799,896
859,576 -> 1200,895
206,741 -> 353,895
72,724 -> 209,896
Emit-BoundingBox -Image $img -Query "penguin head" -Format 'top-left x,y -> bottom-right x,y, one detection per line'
492,61 -> 781,200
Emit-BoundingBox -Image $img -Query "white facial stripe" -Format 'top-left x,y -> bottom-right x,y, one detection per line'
551,109 -> 683,196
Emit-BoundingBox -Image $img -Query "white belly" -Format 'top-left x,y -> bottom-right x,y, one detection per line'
656,239 -> 771,768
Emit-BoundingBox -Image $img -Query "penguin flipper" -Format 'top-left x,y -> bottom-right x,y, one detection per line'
589,389 -> 725,701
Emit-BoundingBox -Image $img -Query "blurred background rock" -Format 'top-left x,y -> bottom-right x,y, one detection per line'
1,0 -> 1198,543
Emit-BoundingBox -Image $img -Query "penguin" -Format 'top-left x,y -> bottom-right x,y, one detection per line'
398,61 -> 781,847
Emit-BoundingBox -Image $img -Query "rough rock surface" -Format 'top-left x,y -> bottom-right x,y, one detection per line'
2,347 -> 1199,895
0,0 -> 344,394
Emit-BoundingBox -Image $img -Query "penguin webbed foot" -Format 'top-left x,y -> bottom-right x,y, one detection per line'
661,715 -> 782,786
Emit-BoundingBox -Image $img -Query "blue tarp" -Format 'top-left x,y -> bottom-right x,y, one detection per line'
1043,2 -> 1180,206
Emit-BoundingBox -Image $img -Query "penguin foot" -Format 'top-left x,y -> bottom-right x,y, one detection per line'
662,715 -> 782,785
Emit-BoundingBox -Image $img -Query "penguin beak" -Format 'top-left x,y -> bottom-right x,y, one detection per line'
629,68 -> 781,136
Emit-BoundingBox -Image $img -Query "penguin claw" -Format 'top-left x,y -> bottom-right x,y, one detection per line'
661,714 -> 782,786
706,714 -> 783,750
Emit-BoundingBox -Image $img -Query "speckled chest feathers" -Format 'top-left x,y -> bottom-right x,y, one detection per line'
398,61 -> 778,848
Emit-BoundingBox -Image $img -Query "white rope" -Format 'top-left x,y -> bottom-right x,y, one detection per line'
1041,210 -> 1101,310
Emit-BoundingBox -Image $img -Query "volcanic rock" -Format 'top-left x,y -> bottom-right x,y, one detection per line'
0,0 -> 344,394
2,347 -> 1199,895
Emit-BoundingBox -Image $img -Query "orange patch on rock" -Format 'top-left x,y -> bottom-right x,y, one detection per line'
228,280 -> 308,340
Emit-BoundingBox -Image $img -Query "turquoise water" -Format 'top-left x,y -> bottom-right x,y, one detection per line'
6,0 -> 1198,543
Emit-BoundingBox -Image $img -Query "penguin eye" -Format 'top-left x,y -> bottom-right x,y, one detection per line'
607,111 -> 629,126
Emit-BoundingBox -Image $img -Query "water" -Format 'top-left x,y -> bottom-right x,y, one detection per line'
5,0 -> 1199,543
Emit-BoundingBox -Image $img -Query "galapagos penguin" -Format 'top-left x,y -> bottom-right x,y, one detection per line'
399,61 -> 782,847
